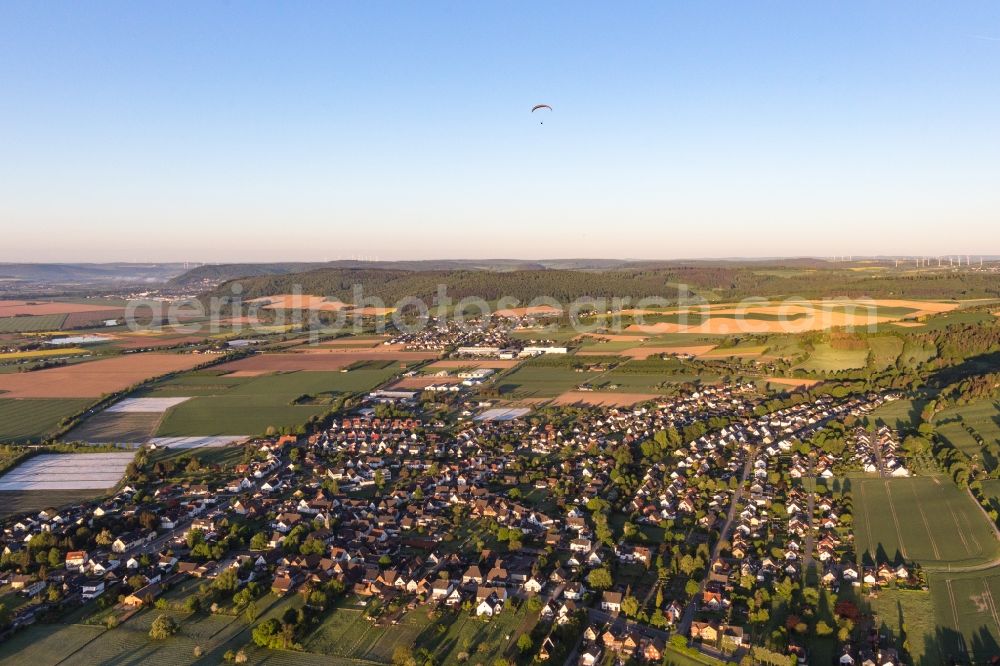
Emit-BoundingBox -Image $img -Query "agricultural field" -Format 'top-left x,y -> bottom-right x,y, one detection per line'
496,364 -> 591,398
866,335 -> 904,369
852,476 -> 1000,569
0,397 -> 93,442
0,452 -> 135,490
0,347 -> 90,361
865,587 -> 942,666
65,411 -> 163,443
927,570 -> 1000,665
151,363 -> 400,436
0,353 -> 206,398
795,342 -> 869,373
0,488 -> 110,518
936,400 -> 1000,472
0,313 -> 67,333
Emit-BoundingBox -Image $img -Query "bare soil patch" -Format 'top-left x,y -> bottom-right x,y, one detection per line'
249,295 -> 350,311
494,305 -> 563,317
552,391 -> 660,407
765,377 -> 822,388
0,353 -> 205,398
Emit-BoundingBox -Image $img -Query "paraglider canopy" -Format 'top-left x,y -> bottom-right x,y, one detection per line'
532,104 -> 552,124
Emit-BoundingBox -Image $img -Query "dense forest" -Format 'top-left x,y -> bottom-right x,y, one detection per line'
209,265 -> 1000,304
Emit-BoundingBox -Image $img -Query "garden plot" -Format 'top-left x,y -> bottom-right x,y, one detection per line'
0,452 -> 134,490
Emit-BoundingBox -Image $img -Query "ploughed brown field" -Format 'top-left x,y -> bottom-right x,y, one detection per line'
0,300 -> 123,317
552,391 -> 660,407
0,353 -> 206,398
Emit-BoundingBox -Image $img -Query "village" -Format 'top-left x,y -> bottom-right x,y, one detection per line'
0,366 -> 923,666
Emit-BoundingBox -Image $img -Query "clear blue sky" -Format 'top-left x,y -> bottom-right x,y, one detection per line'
1,1 -> 998,262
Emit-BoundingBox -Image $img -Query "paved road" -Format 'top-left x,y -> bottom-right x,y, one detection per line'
678,441 -> 758,637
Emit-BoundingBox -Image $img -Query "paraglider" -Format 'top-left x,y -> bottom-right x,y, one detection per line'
531,104 -> 552,124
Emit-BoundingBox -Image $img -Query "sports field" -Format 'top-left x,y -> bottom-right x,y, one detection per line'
853,476 -> 1000,569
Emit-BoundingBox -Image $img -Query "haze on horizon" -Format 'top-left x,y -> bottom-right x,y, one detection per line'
1,1 -> 998,263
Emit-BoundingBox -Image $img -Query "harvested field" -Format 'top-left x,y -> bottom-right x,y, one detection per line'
62,308 -> 125,328
494,305 -> 563,317
346,306 -> 396,315
0,353 -> 205,398
427,359 -> 520,369
0,452 -> 134,490
765,377 -> 822,388
250,294 -> 349,310
215,351 -> 433,373
552,391 -> 659,407
892,320 -> 926,327
621,345 -> 716,358
223,370 -> 267,377
0,300 -> 122,317
65,411 -> 161,443
114,334 -> 208,349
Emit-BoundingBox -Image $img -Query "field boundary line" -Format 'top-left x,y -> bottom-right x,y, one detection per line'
859,480 -> 875,561
980,578 -> 1000,635
883,480 -> 909,559
910,481 -> 943,560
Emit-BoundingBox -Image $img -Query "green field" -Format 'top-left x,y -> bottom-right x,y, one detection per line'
853,476 -> 1000,569
497,365 -> 590,397
796,343 -> 869,373
302,598 -> 432,660
153,367 -> 399,436
0,488 -> 108,519
0,397 -> 93,442
927,571 -> 1000,665
867,335 -> 904,369
866,587 -> 942,666
0,314 -> 68,333
937,400 -> 1000,472
868,397 -> 928,431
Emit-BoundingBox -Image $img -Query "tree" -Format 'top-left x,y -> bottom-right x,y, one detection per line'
149,614 -> 178,640
250,532 -> 269,550
587,567 -> 612,590
516,633 -> 533,653
95,528 -> 113,546
621,596 -> 640,617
